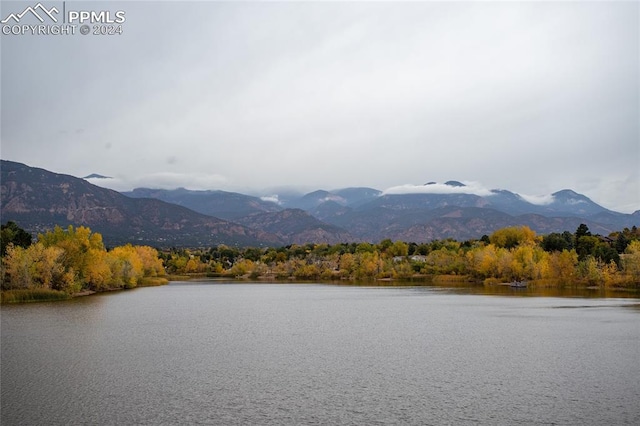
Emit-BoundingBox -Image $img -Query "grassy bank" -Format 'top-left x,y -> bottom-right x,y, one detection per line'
1,277 -> 169,304
138,277 -> 169,287
1,289 -> 71,304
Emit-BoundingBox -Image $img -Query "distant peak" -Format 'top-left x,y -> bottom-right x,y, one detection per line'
83,173 -> 111,179
552,189 -> 588,200
303,190 -> 330,198
423,181 -> 466,187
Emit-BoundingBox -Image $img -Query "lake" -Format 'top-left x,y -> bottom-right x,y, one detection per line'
2,281 -> 639,425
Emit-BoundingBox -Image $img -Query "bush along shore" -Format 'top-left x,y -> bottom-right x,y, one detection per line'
2,223 -> 639,303
161,224 -> 640,289
1,224 -> 168,303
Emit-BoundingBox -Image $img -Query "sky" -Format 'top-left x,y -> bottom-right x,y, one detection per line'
1,0 -> 639,213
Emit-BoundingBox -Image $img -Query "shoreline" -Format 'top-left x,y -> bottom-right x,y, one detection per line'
2,276 -> 637,304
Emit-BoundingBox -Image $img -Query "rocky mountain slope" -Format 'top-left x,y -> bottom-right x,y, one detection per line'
2,160 -> 638,246
0,161 -> 281,247
123,187 -> 281,220
234,209 -> 355,245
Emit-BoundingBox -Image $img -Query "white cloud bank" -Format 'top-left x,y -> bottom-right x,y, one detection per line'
382,182 -> 495,197
517,193 -> 555,206
383,181 -> 559,206
86,172 -> 228,192
260,195 -> 281,205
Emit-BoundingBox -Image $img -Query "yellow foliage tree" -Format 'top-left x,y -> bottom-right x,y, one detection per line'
107,245 -> 144,288
467,244 -> 499,278
622,240 -> 640,282
490,226 -> 537,249
227,259 -> 256,276
38,225 -> 105,288
3,244 -> 32,289
2,225 -> 167,294
84,248 -> 112,290
355,251 -> 381,279
184,258 -> 203,273
339,253 -> 356,279
2,243 -> 77,291
134,246 -> 165,277
545,249 -> 577,284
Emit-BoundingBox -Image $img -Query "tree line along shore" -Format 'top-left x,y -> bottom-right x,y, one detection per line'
3,221 -> 637,303
1,223 -> 166,303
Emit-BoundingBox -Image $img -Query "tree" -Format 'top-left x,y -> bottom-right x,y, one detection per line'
466,244 -> 499,279
2,243 -> 77,292
511,245 -> 537,280
424,248 -> 466,275
338,253 -> 356,278
134,246 -> 165,277
354,251 -> 381,279
575,224 -> 591,240
622,240 -> 640,281
547,249 -> 578,284
389,241 -> 409,257
614,233 -> 630,254
38,225 -> 105,288
107,245 -> 143,288
377,239 -> 394,255
541,233 -> 572,252
1,221 -> 32,256
227,259 -> 255,277
293,263 -> 320,280
84,248 -> 112,290
2,244 -> 31,289
575,235 -> 599,261
578,257 -> 602,284
490,226 -> 537,249
594,244 -> 620,267
355,242 -> 375,254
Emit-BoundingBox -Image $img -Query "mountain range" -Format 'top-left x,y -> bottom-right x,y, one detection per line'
1,160 -> 638,247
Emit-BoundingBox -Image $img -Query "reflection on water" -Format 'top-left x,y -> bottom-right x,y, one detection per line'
2,281 -> 639,425
247,278 -> 640,299
427,281 -> 640,298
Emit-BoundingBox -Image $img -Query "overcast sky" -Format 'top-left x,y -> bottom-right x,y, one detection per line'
2,1 -> 639,212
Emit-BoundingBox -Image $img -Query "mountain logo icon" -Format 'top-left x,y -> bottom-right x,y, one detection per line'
1,2 -> 59,24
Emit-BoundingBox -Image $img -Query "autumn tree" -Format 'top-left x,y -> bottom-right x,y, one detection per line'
622,240 -> 640,283
547,250 -> 578,285
466,244 -> 499,279
339,253 -> 356,279
2,243 -> 77,292
134,246 -> 165,277
38,225 -> 106,288
490,226 -> 537,249
227,259 -> 256,277
107,245 -> 144,288
389,241 -> 409,257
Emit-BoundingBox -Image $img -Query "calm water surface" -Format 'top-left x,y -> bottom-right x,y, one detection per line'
2,282 -> 639,425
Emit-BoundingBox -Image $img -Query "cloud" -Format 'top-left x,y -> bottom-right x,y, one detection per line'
86,172 -> 228,192
260,195 -> 281,205
577,171 -> 640,214
382,182 -> 494,197
2,1 -> 638,213
517,193 -> 555,206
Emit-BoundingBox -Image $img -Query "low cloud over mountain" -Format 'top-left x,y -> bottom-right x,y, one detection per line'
2,161 -> 638,246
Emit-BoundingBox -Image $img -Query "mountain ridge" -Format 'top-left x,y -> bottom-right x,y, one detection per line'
1,161 -> 282,247
2,160 -> 638,246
